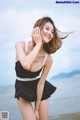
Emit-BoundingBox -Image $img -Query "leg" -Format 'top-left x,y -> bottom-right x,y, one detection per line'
17,97 -> 36,120
39,99 -> 48,120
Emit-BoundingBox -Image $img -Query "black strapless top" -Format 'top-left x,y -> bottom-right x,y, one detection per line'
15,61 -> 43,78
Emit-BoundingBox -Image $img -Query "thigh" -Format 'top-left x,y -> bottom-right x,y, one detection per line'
17,97 -> 36,120
39,99 -> 48,120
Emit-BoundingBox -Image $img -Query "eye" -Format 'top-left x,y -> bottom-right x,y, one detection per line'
45,27 -> 49,30
52,31 -> 54,34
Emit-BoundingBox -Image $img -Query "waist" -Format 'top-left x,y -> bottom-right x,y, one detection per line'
16,75 -> 41,81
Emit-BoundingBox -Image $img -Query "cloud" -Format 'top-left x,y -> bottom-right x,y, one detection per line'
0,8 -> 80,62
1,0 -> 51,5
0,8 -> 56,43
0,6 -> 80,86
0,7 -> 80,43
61,57 -> 73,69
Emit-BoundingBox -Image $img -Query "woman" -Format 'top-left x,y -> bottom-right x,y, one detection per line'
15,16 -> 68,120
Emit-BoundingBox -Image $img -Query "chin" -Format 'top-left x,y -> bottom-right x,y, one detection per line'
43,39 -> 51,44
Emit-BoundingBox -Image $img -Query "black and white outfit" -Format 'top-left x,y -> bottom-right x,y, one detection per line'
15,53 -> 56,102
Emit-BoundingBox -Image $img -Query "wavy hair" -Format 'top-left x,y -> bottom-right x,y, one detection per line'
33,16 -> 70,54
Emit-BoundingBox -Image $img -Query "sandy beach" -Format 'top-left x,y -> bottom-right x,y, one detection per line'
49,112 -> 80,120
0,76 -> 80,120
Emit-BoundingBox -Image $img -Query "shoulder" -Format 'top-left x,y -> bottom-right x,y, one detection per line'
45,54 -> 53,66
27,40 -> 34,47
27,40 -> 34,51
15,40 -> 34,52
15,40 -> 32,48
47,54 -> 53,63
15,41 -> 25,49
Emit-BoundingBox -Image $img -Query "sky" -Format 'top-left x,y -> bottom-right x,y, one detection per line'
0,0 -> 80,86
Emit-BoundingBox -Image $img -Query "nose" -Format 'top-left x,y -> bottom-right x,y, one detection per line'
48,30 -> 52,35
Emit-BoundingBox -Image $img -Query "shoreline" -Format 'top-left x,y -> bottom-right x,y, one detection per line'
49,112 -> 80,120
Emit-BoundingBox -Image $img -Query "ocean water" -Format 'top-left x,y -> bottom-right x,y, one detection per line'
0,76 -> 80,120
49,76 -> 80,116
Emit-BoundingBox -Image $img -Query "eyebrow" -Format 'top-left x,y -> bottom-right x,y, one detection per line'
45,26 -> 54,30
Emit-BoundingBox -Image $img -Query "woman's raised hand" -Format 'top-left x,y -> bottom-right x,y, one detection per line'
32,27 -> 42,45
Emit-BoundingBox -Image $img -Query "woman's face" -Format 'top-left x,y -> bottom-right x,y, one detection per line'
41,22 -> 54,43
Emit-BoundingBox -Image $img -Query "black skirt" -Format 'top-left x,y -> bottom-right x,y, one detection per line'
15,78 -> 57,102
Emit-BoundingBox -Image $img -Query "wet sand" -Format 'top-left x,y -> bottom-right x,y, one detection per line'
49,112 -> 80,120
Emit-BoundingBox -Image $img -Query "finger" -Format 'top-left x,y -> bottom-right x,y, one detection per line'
36,27 -> 40,34
32,28 -> 36,35
33,29 -> 36,35
32,29 -> 35,36
35,27 -> 40,35
38,27 -> 40,35
37,117 -> 39,120
34,27 -> 38,35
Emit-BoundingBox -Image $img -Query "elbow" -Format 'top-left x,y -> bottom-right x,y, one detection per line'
22,62 -> 31,71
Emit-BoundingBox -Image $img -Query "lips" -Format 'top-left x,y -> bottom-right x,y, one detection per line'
45,34 -> 51,40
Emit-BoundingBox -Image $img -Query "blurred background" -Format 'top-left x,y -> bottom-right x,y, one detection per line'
0,0 -> 80,119
0,0 -> 80,86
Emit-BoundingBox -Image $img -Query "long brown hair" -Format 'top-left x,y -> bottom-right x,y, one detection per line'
33,16 -> 69,54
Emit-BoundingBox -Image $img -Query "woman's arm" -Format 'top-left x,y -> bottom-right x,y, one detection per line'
15,41 -> 42,70
35,55 -> 53,110
15,27 -> 42,70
